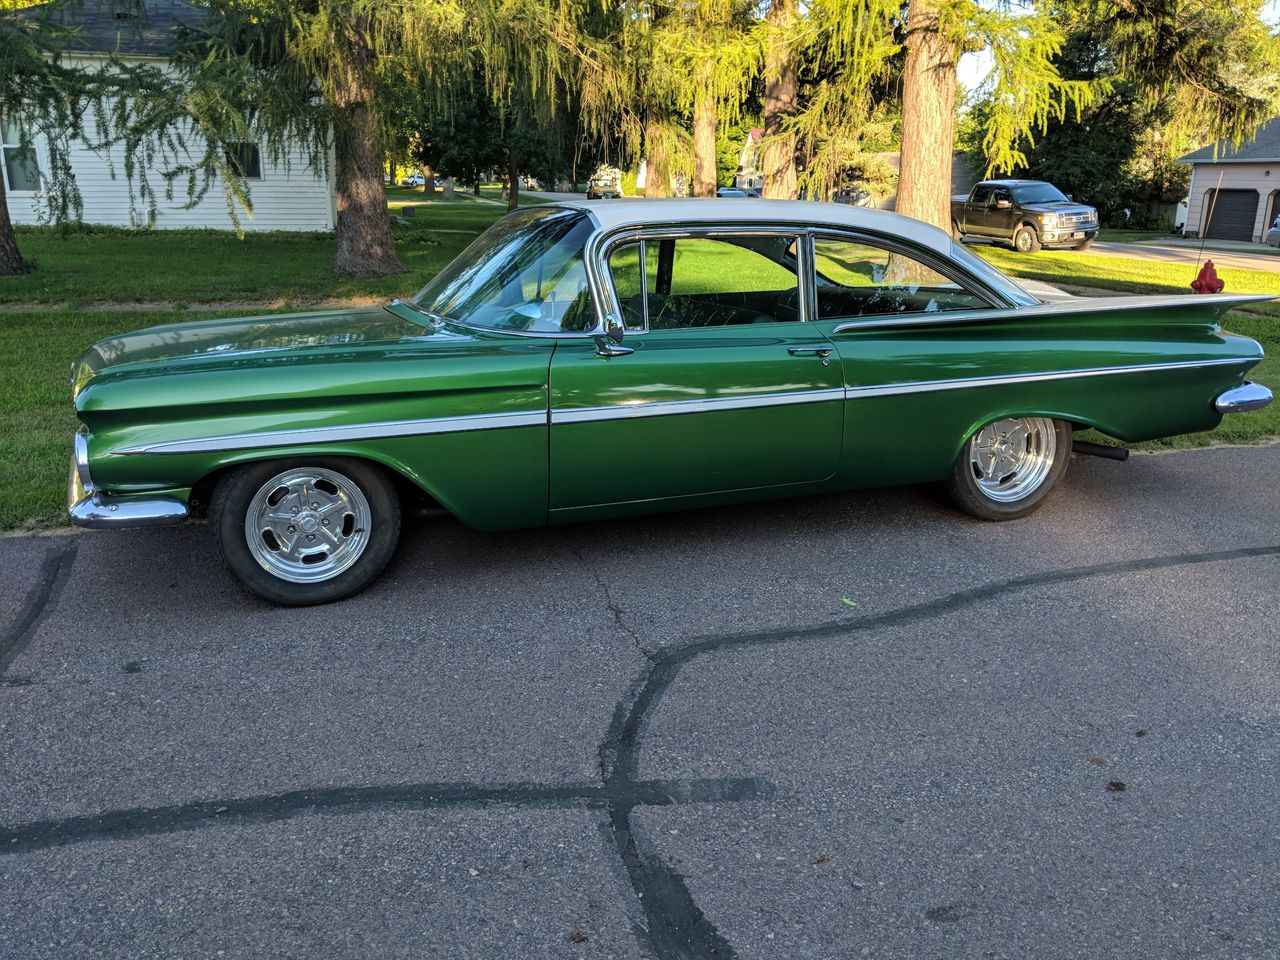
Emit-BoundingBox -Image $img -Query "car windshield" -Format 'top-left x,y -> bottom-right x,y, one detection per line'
1012,183 -> 1069,204
411,207 -> 597,334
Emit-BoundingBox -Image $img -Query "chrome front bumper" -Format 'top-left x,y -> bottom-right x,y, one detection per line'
68,432 -> 188,529
1215,382 -> 1274,414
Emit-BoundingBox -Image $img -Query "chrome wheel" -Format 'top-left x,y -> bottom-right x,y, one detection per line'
244,467 -> 372,583
968,416 -> 1058,503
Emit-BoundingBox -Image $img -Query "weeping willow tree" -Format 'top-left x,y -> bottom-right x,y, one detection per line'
497,0 -> 761,197
776,0 -> 903,201
649,0 -> 759,196
169,0 -> 469,277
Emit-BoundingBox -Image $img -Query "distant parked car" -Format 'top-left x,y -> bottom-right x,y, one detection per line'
833,185 -> 873,207
1267,216 -> 1280,248
717,187 -> 748,198
951,179 -> 1098,253
586,165 -> 623,199
400,173 -> 426,187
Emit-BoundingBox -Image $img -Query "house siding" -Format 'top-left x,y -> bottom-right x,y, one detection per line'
1184,162 -> 1280,242
7,55 -> 335,233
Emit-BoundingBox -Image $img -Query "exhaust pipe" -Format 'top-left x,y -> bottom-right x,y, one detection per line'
1072,439 -> 1130,461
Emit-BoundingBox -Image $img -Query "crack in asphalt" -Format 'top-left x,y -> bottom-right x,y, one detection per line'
0,538 -> 76,676
570,545 -> 653,659
2,540 -> 1277,958
596,541 -> 1280,959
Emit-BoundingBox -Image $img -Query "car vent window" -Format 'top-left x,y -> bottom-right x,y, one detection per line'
812,237 -> 990,320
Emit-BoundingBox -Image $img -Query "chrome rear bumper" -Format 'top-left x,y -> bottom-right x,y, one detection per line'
1215,382 -> 1274,414
68,432 -> 188,530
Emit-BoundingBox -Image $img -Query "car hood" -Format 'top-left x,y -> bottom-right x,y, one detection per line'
70,302 -> 556,418
1019,201 -> 1096,215
74,306 -> 426,383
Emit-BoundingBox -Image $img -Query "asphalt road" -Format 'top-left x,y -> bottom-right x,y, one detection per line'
3,443 -> 1279,959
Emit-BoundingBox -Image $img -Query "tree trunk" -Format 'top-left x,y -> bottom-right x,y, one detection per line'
473,180 -> 481,196
331,27 -> 405,278
507,151 -> 520,212
761,0 -> 799,199
644,116 -> 671,198
421,164 -> 435,196
693,62 -> 717,198
896,0 -> 958,229
443,177 -> 455,200
0,173 -> 31,276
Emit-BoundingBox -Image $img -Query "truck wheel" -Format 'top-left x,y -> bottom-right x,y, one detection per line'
1072,237 -> 1094,251
951,220 -> 963,241
1013,225 -> 1042,253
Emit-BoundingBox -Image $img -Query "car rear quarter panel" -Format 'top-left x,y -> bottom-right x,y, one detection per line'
822,304 -> 1263,487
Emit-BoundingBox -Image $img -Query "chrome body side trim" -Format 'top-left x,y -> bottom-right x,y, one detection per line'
844,357 -> 1248,400
110,358 -> 1252,458
552,387 -> 846,425
118,410 -> 549,456
68,430 -> 189,528
1214,381 -> 1273,413
829,293 -> 1275,334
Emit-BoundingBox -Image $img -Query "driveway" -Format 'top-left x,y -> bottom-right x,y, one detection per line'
1086,241 -> 1279,272
3,444 -> 1279,959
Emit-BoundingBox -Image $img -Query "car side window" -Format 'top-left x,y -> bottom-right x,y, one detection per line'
990,189 -> 1011,207
812,236 -> 991,320
970,186 -> 991,205
607,236 -> 801,330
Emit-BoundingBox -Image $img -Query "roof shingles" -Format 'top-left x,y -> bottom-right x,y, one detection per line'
1180,117 -> 1280,163
29,0 -> 208,57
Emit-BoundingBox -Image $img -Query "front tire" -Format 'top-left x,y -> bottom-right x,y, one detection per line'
944,417 -> 1071,520
1013,225 -> 1042,253
212,458 -> 401,605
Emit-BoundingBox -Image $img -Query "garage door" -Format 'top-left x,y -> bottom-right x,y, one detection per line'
1203,189 -> 1258,241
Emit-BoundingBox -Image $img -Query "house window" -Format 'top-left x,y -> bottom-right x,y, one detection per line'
1,122 -> 42,193
225,142 -> 262,180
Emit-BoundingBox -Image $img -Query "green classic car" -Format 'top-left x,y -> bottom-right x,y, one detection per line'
69,200 -> 1274,604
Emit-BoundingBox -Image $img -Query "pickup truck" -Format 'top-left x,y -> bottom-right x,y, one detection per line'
951,179 -> 1098,253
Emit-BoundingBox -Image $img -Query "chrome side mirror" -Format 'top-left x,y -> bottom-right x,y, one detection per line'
594,313 -> 633,357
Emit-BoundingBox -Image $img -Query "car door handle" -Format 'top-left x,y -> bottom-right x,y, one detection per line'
788,346 -> 834,357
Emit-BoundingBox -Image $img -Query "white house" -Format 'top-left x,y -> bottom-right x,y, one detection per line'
5,0 -> 336,232
1179,118 -> 1280,243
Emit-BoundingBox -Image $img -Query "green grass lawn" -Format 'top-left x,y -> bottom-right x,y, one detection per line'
0,308 -> 256,530
974,244 -> 1280,310
1096,228 -> 1176,244
3,197 -> 512,306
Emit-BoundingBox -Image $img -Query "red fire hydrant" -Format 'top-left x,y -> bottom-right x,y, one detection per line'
1191,260 -> 1224,294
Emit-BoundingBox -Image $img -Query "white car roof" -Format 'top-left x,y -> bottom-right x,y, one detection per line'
552,198 -> 954,257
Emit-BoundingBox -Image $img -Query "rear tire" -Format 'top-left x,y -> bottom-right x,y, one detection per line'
1013,225 -> 1042,253
951,220 -> 963,241
944,417 -> 1071,520
212,457 -> 401,606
